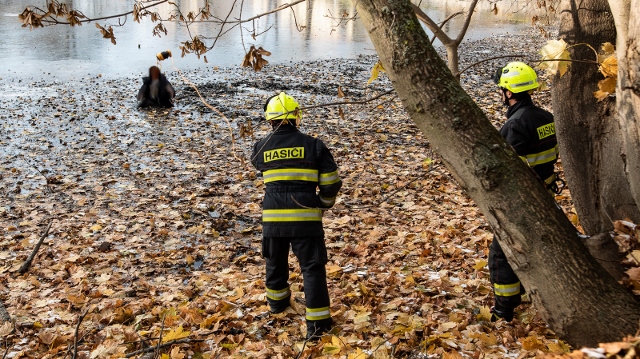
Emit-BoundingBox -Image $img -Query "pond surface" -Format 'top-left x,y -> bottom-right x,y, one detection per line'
0,0 -> 534,80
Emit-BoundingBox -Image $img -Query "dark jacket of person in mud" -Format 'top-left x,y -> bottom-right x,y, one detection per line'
137,66 -> 175,108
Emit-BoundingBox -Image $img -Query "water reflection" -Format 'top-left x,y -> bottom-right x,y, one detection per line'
0,0 -> 534,79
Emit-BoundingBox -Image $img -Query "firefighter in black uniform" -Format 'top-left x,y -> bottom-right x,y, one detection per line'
490,62 -> 559,321
251,92 -> 342,339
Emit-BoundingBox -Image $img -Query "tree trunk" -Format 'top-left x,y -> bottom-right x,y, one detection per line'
354,0 -> 640,347
552,0 -> 640,235
610,0 -> 640,210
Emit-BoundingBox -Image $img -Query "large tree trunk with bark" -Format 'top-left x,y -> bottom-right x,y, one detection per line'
553,0 -> 640,235
609,0 -> 640,210
354,0 -> 640,347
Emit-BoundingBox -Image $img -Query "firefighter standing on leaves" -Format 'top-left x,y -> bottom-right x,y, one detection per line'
251,92 -> 342,339
490,62 -> 559,321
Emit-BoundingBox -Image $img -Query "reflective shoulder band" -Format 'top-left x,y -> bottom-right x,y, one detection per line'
306,307 -> 331,321
493,282 -> 521,297
263,168 -> 319,183
263,209 -> 323,222
319,170 -> 340,186
266,286 -> 291,300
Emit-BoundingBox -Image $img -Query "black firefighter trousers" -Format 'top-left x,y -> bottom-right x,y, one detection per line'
262,236 -> 332,329
489,237 -> 522,321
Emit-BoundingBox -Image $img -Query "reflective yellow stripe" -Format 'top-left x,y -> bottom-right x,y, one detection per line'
544,173 -> 556,185
263,168 -> 319,183
263,209 -> 322,222
494,282 -> 521,297
319,196 -> 336,206
525,145 -> 558,166
266,287 -> 290,300
306,307 -> 331,321
319,170 -> 340,186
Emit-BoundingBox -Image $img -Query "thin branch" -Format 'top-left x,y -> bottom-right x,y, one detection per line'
343,167 -> 432,210
455,55 -> 600,77
125,338 -> 204,358
300,89 -> 395,111
17,220 -> 53,275
71,309 -> 89,359
0,300 -> 10,323
208,0 -> 238,50
2,338 -> 7,359
35,0 -> 169,25
199,0 -> 306,24
430,11 -> 463,44
154,314 -> 166,359
411,3 -> 453,46
455,0 -> 479,44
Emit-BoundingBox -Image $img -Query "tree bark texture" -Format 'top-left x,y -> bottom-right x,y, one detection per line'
355,0 -> 640,347
611,0 -> 640,211
552,0 -> 640,235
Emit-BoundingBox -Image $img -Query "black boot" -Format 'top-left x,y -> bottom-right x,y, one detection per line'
306,318 -> 333,340
269,295 -> 291,314
490,306 -> 514,322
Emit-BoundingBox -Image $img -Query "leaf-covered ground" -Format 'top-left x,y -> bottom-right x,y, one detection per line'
0,30 -> 637,359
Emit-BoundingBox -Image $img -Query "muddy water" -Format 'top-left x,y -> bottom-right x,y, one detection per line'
0,0 -> 534,80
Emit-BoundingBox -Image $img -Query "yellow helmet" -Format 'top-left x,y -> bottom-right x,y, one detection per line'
494,62 -> 539,93
264,92 -> 302,123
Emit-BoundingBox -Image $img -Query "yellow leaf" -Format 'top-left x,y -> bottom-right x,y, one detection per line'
161,355 -> 170,359
539,39 -> 571,77
33,321 -> 43,329
473,259 -> 487,271
598,76 -> 616,94
477,306 -> 492,321
601,42 -> 615,55
593,90 -> 610,102
521,335 -> 545,351
599,55 -> 618,78
323,336 -> 341,355
90,224 -> 103,232
162,325 -> 190,343
186,254 -> 195,265
348,348 -> 365,359
548,340 -> 571,354
367,61 -> 386,85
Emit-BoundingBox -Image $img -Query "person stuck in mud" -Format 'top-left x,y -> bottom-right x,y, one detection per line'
251,92 -> 342,340
137,66 -> 175,108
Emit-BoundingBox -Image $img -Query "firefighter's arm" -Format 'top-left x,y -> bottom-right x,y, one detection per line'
250,142 -> 260,170
499,121 -> 529,163
317,141 -> 342,208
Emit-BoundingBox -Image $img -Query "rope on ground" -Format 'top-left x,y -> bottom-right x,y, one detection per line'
169,57 -> 246,165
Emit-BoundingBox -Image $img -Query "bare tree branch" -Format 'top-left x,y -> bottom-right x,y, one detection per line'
454,0 -> 479,44
17,220 -> 53,275
33,0 -> 169,26
430,11 -> 463,44
199,0 -> 307,24
411,3 -> 454,46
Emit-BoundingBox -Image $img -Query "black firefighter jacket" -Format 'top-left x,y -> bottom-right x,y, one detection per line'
499,98 -> 558,184
251,125 -> 342,237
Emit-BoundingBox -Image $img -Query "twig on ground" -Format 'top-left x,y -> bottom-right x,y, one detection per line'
71,309 -> 90,359
154,314 -> 166,359
343,166 -> 433,209
0,300 -> 10,324
300,90 -> 395,111
17,220 -> 53,275
2,338 -> 8,359
124,338 -> 205,358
